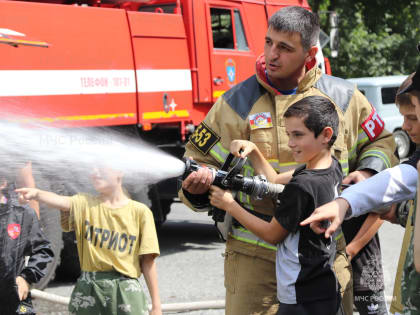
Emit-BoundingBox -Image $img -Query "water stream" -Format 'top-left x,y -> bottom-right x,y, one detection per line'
0,121 -> 186,195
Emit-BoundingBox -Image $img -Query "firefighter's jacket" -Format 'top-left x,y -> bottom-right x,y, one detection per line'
0,185 -> 54,309
180,55 -> 398,251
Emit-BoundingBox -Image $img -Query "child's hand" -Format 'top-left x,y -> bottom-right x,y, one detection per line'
209,186 -> 235,210
379,203 -> 398,224
149,307 -> 162,315
15,188 -> 39,204
345,244 -> 355,261
16,276 -> 29,301
230,140 -> 257,158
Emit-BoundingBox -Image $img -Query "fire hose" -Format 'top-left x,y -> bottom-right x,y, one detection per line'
182,153 -> 284,222
31,289 -> 225,312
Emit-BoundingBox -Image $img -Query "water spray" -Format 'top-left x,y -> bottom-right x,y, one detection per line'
0,120 -> 282,224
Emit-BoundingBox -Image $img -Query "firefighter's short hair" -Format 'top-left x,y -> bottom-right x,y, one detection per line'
268,6 -> 320,51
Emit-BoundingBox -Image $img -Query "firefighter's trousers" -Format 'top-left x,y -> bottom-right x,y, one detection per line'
224,236 -> 353,315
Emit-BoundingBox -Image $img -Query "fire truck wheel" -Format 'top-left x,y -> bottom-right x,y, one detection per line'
157,199 -> 172,227
33,205 -> 63,289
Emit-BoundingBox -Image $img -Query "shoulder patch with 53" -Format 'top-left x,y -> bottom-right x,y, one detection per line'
189,122 -> 220,155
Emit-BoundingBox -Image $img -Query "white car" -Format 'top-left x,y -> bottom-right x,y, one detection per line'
347,75 -> 413,158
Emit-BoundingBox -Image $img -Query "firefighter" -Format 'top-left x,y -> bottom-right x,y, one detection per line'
179,6 -> 397,315
0,164 -> 54,315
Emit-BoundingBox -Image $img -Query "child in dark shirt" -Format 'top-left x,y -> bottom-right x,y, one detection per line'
0,170 -> 54,315
209,96 -> 344,315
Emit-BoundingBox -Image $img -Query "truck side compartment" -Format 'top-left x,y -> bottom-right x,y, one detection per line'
0,0 -> 137,128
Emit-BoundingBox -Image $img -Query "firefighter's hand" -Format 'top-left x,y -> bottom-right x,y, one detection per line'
182,165 -> 213,194
230,140 -> 257,158
300,198 -> 350,238
16,276 -> 29,301
15,187 -> 39,204
380,203 -> 398,224
342,169 -> 374,185
209,186 -> 234,210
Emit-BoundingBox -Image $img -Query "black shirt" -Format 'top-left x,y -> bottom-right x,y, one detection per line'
274,157 -> 343,304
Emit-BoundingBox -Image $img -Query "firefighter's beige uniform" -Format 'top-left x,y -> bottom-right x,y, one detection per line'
180,55 -> 398,315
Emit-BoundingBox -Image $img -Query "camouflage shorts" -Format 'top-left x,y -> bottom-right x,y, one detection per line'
69,271 -> 149,315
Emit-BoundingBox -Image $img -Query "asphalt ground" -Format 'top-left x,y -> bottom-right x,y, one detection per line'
33,203 -> 404,314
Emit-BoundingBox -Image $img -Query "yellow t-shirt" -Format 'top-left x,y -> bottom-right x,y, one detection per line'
61,193 -> 160,278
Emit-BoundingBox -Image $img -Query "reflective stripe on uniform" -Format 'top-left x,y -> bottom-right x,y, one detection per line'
334,231 -> 344,241
268,159 -> 281,172
359,149 -> 392,169
276,159 -> 348,176
210,142 -> 229,164
340,159 -> 349,176
239,163 -> 255,210
210,142 -> 256,209
278,164 -> 298,173
231,226 -> 277,251
349,128 -> 369,162
270,159 -> 297,173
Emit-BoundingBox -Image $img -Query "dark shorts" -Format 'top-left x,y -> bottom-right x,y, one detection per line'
354,290 -> 388,315
277,295 -> 344,315
15,295 -> 36,315
0,289 -> 36,315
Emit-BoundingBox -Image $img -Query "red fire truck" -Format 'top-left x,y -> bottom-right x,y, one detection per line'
0,0 -> 331,286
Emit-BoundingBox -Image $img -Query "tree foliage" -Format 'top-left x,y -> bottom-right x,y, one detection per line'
308,0 -> 420,78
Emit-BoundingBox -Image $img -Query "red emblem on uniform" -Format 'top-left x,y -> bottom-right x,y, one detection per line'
361,107 -> 385,141
7,223 -> 21,240
249,112 -> 273,130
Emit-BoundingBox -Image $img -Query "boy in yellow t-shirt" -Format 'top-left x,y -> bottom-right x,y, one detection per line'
16,167 -> 162,315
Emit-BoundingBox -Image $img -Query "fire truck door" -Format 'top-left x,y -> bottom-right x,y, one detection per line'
127,11 -> 193,127
206,3 -> 257,102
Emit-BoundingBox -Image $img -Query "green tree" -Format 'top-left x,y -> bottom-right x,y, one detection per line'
309,0 -> 420,78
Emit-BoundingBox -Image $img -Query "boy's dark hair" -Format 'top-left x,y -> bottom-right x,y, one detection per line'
284,96 -> 339,147
396,73 -> 416,107
268,6 -> 320,51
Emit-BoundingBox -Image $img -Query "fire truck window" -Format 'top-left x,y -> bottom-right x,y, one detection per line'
138,4 -> 176,13
211,8 -> 234,49
234,9 -> 248,51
